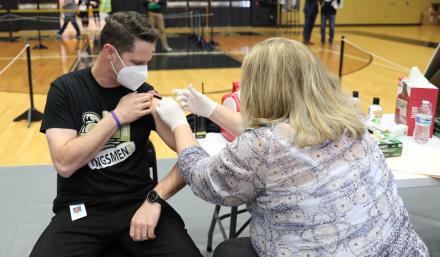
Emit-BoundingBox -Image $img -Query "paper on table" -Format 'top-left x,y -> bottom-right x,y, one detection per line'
386,136 -> 440,178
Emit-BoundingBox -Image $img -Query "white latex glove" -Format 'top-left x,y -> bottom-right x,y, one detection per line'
173,84 -> 217,118
156,97 -> 188,131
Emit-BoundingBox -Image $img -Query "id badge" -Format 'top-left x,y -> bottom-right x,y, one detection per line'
69,203 -> 87,221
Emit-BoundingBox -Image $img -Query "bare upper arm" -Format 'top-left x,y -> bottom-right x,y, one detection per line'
151,97 -> 177,151
45,128 -> 78,158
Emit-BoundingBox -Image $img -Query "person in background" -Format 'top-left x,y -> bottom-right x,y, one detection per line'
78,0 -> 90,30
319,0 -> 341,45
303,0 -> 319,45
156,37 -> 430,257
29,12 -> 202,257
146,0 -> 172,52
91,0 -> 101,27
57,0 -> 81,38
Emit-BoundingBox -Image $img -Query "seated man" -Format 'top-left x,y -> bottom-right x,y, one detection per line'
29,11 -> 202,257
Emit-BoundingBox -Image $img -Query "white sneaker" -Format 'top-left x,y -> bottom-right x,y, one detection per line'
164,46 -> 173,52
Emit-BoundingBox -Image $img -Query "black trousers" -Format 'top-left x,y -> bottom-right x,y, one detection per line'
303,9 -> 318,43
213,237 -> 259,257
59,17 -> 81,36
29,198 -> 202,257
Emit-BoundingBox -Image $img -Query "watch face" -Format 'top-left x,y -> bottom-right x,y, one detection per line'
148,190 -> 158,202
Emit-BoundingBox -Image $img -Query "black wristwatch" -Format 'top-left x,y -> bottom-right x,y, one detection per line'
146,190 -> 166,206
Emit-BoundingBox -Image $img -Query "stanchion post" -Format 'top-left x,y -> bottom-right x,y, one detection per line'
198,9 -> 207,49
189,11 -> 196,39
277,0 -> 281,28
208,0 -> 218,46
228,0 -> 232,26
5,9 -> 19,42
13,44 -> 44,127
26,46 -> 36,111
338,35 -> 345,80
34,0 -> 48,49
187,1 -> 195,39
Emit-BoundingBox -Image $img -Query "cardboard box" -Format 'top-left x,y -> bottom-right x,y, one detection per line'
395,77 -> 438,137
377,138 -> 403,158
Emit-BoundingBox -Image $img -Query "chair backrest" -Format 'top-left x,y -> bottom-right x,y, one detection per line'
146,139 -> 158,185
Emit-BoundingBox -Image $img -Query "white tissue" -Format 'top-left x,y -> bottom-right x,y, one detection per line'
408,66 -> 430,87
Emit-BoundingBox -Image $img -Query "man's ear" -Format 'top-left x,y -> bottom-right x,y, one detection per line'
102,44 -> 115,60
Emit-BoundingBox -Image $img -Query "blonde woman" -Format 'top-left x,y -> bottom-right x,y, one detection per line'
156,38 -> 429,257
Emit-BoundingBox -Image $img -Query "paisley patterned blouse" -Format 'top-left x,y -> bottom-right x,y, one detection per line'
177,123 -> 430,257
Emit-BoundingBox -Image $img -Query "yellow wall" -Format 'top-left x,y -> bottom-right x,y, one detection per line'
281,0 -> 440,25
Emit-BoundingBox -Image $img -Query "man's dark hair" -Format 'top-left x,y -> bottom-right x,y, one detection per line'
100,11 -> 158,53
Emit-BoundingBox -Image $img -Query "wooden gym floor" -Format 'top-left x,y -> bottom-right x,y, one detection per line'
1,24 -> 439,166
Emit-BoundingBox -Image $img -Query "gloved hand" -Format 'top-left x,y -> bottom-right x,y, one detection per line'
156,97 -> 189,131
173,84 -> 217,118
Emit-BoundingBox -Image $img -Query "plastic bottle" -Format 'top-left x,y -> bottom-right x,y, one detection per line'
368,97 -> 383,125
414,100 -> 433,144
395,80 -> 409,125
352,91 -> 360,109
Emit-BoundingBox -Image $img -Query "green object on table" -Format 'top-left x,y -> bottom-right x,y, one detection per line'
148,2 -> 161,11
377,138 -> 403,158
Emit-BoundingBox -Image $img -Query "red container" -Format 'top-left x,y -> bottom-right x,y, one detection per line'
395,77 -> 438,136
221,82 -> 240,142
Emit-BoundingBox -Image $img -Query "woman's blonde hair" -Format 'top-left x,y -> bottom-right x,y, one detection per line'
240,37 -> 365,147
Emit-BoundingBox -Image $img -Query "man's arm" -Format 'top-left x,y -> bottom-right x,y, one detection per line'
129,162 -> 185,242
129,99 -> 186,242
150,97 -> 188,198
151,97 -> 177,151
46,116 -> 118,178
47,92 -> 154,178
153,163 -> 185,199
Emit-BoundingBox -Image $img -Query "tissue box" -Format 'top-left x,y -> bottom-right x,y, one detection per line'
377,138 -> 403,158
395,77 -> 438,137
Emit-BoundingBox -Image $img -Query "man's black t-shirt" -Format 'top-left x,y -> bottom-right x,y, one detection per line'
41,67 -> 156,212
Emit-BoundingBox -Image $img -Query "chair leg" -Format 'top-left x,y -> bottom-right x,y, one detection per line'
216,214 -> 228,240
236,217 -> 251,237
229,206 -> 238,238
207,205 -> 221,252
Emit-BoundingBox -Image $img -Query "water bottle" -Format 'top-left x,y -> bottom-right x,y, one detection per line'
352,90 -> 360,109
414,100 -> 433,144
368,97 -> 383,125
